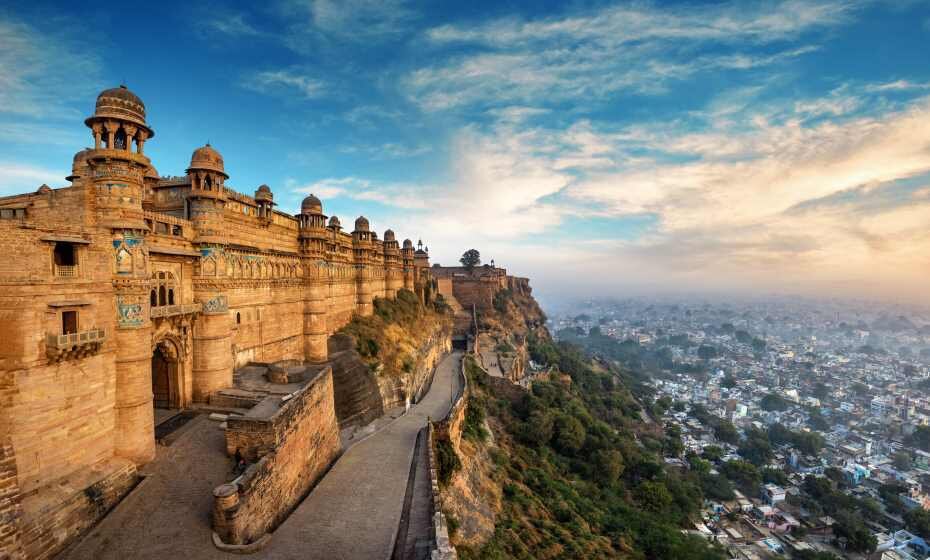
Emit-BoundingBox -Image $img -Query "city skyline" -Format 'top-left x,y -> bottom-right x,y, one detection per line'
2,0 -> 929,304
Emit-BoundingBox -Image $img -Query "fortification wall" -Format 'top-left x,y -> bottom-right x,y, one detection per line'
213,368 -> 340,545
19,458 -> 137,560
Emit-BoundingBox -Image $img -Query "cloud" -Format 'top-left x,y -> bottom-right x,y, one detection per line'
281,0 -> 417,43
287,176 -> 431,210
0,162 -> 66,195
206,12 -> 262,37
0,16 -> 102,118
242,69 -> 325,98
339,141 -> 431,158
864,79 -> 930,92
407,2 -> 847,111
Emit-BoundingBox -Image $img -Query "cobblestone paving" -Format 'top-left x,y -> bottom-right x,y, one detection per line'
59,415 -> 234,560
261,350 -> 462,560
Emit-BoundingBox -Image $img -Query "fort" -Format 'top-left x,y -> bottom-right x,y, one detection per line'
0,85 -> 443,559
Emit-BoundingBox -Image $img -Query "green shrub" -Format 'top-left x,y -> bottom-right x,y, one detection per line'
435,437 -> 461,486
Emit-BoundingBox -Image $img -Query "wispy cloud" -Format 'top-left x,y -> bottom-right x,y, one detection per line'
0,162 -> 66,195
206,12 -> 262,37
407,2 -> 849,111
0,16 -> 102,118
339,141 -> 431,158
242,69 -> 325,98
280,0 -> 417,45
287,176 -> 431,210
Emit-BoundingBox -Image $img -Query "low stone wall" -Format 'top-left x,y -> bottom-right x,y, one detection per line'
213,367 -> 341,545
426,355 -> 468,560
19,458 -> 138,560
0,439 -> 25,560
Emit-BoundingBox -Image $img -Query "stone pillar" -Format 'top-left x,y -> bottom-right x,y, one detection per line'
355,265 -> 373,317
192,295 -> 232,401
304,263 -> 329,362
113,314 -> 156,464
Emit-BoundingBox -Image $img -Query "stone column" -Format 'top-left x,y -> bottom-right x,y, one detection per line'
355,264 -> 373,316
114,286 -> 156,465
192,295 -> 233,401
303,261 -> 329,362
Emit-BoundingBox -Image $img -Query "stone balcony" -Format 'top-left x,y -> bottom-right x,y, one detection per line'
46,328 -> 106,362
150,302 -> 202,319
53,264 -> 79,278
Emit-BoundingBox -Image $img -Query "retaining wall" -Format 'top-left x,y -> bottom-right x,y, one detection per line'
213,367 -> 340,545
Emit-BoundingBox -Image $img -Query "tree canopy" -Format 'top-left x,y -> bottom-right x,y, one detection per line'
459,249 -> 481,270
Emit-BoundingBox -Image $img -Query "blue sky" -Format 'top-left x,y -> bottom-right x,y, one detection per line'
3,1 -> 930,305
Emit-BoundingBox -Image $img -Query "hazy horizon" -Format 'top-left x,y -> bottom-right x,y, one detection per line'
3,0 -> 929,304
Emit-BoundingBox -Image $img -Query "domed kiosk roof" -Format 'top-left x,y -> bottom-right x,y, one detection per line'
301,194 -> 323,214
187,143 -> 227,177
354,216 -> 370,232
85,85 -> 152,136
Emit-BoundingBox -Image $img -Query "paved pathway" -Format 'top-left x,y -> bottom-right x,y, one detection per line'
261,350 -> 462,560
60,415 -> 234,560
481,351 -> 504,378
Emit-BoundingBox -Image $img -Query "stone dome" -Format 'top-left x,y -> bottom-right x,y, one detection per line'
354,216 -> 369,232
328,216 -> 341,228
383,229 -> 395,242
66,148 -> 93,181
301,194 -> 322,214
85,85 -> 152,135
255,184 -> 273,201
187,143 -> 227,177
36,184 -> 52,194
403,239 -> 413,249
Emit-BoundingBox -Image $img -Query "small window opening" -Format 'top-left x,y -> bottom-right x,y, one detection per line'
114,128 -> 127,150
168,289 -> 175,305
236,312 -> 241,324
158,286 -> 166,306
150,290 -> 157,307
53,243 -> 77,266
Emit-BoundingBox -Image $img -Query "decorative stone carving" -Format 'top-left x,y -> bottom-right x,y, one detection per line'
202,295 -> 228,314
116,295 -> 144,327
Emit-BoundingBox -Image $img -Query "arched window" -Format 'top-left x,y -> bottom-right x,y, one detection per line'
204,176 -> 212,191
168,289 -> 175,305
114,128 -> 127,150
150,290 -> 157,307
236,312 -> 241,324
158,286 -> 166,306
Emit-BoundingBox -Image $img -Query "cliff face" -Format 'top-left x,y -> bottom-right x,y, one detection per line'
334,289 -> 453,427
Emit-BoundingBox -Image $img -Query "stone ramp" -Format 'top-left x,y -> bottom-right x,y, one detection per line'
58,415 -> 233,560
258,351 -> 462,560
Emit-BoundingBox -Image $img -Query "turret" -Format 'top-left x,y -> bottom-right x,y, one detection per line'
254,184 -> 274,220
297,194 -> 327,256
186,144 -> 228,244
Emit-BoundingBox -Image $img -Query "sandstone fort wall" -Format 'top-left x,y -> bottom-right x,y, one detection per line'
213,367 -> 340,545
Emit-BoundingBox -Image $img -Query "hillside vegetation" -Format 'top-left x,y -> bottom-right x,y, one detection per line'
339,289 -> 450,377
442,292 -> 725,559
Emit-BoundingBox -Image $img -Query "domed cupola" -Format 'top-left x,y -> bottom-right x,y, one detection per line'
187,143 -> 228,178
84,85 -> 153,153
186,143 -> 228,199
383,229 -> 395,242
354,216 -> 370,232
328,216 -> 341,230
66,148 -> 94,182
301,194 -> 323,215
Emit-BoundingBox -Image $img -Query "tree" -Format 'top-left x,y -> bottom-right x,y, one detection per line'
905,507 -> 930,540
697,345 -> 718,360
738,427 -> 773,466
714,421 -> 740,445
594,449 -> 624,485
702,445 -> 724,463
721,375 -> 737,389
721,460 -> 762,495
760,393 -> 789,412
554,414 -> 586,454
459,249 -> 481,270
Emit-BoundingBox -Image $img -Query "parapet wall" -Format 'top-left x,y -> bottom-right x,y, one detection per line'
213,367 -> 340,545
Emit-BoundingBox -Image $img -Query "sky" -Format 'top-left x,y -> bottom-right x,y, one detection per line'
2,0 -> 930,307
